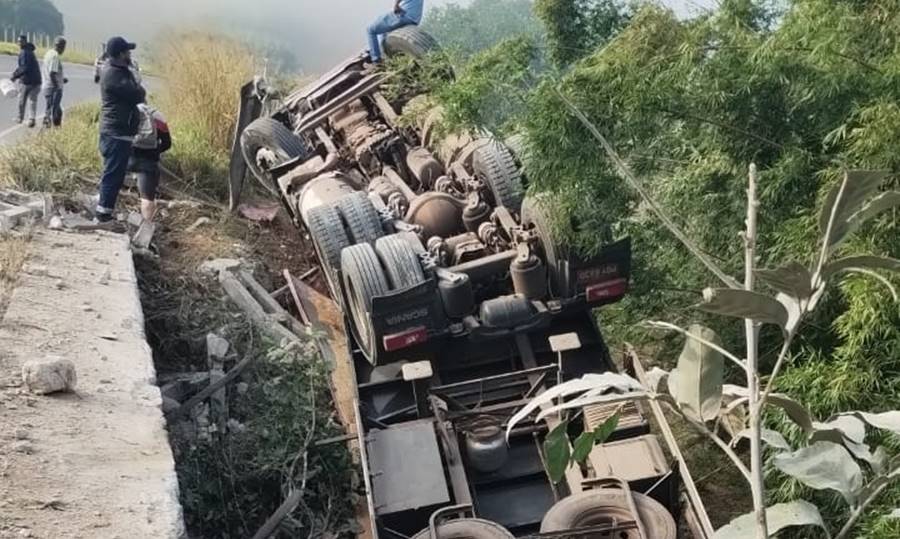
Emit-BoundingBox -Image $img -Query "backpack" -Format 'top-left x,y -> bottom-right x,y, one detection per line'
133,104 -> 158,150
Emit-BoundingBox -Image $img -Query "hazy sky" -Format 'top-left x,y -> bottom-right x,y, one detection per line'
53,0 -> 718,71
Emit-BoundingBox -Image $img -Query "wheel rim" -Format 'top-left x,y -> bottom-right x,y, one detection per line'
240,138 -> 282,195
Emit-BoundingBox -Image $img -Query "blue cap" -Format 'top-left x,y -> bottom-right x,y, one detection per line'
106,36 -> 136,57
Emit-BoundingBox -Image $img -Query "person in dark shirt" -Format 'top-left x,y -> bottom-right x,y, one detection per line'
96,36 -> 146,223
129,105 -> 172,222
10,35 -> 42,127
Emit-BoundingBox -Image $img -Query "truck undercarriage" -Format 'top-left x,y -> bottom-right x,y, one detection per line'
230,27 -> 713,538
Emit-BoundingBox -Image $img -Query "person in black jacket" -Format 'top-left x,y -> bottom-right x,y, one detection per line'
10,35 -> 42,128
96,36 -> 146,223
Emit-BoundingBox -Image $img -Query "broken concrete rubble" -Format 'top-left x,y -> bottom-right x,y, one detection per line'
132,220 -> 156,249
0,190 -> 49,232
21,357 -> 77,395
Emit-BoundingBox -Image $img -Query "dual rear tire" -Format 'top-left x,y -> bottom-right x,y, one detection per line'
340,235 -> 427,363
306,192 -> 384,309
306,191 -> 426,363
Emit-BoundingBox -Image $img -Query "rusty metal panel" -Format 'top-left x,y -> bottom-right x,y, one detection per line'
367,420 -> 451,516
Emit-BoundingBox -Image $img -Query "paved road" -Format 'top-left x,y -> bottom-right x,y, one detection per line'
0,55 -> 98,145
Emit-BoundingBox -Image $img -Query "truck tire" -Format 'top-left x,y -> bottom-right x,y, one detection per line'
504,133 -> 530,170
521,195 -> 568,298
540,490 -> 677,539
473,140 -> 525,212
240,118 -> 308,194
307,204 -> 350,306
338,192 -> 384,245
341,243 -> 390,363
410,518 -> 515,539
375,235 -> 425,290
384,27 -> 440,59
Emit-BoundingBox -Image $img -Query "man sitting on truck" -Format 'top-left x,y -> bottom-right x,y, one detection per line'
366,0 -> 424,64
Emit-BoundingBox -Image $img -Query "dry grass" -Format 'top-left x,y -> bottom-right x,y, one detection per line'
0,104 -> 101,193
0,235 -> 30,317
151,34 -> 257,197
157,34 -> 256,152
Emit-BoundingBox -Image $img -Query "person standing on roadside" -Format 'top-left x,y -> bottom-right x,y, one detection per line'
10,35 -> 41,128
96,36 -> 146,223
366,0 -> 425,64
129,103 -> 172,222
42,37 -> 68,128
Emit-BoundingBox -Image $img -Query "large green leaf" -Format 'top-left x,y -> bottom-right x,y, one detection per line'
669,324 -> 724,422
813,416 -> 866,443
819,170 -> 888,250
733,428 -> 792,451
722,385 -> 815,433
822,255 -> 900,281
773,441 -> 864,506
713,500 -> 827,539
543,420 -> 571,484
570,412 -> 620,464
699,288 -> 788,328
811,416 -> 876,466
842,411 -> 900,437
872,446 -> 889,475
756,262 -> 814,300
592,412 -> 620,443
506,372 -> 644,439
843,190 -> 900,238
571,431 -> 594,464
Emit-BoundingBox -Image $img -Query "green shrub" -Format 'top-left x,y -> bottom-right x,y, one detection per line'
424,0 -> 899,534
176,339 -> 356,538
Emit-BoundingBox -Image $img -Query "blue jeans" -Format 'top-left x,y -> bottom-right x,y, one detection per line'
43,87 -> 63,127
98,134 -> 133,215
367,13 -> 417,62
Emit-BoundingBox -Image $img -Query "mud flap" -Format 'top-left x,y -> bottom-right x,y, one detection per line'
228,81 -> 264,211
370,278 -> 447,360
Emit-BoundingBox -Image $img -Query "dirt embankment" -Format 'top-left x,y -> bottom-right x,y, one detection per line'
134,199 -> 357,538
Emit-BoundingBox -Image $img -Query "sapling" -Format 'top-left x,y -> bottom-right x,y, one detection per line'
510,94 -> 900,538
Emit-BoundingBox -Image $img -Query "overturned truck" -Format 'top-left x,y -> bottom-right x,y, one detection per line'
230,28 -> 712,539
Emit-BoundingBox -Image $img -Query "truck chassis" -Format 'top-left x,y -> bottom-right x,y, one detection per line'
231,27 -> 713,538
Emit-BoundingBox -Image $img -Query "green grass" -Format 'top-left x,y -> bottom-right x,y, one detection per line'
0,103 -> 101,193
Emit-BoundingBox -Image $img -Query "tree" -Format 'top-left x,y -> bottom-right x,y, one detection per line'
0,0 -> 65,38
509,160 -> 900,538
421,0 -> 900,534
422,0 -> 543,57
534,0 -> 630,67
